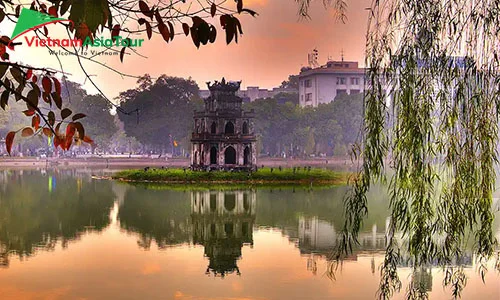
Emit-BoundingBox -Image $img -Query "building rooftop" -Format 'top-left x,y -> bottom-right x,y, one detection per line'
299,60 -> 365,77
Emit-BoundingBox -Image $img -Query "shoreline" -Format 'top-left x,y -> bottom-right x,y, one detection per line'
0,157 -> 357,170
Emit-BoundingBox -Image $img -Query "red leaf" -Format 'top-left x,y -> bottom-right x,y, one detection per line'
52,92 -> 62,109
43,26 -> 48,36
48,6 -> 58,17
158,23 -> 170,43
55,122 -> 62,135
54,135 -> 62,149
75,23 -> 92,41
111,24 -> 120,41
48,111 -> 55,126
146,22 -> 152,40
0,90 -> 8,110
21,127 -> 34,137
72,113 -> 86,121
209,25 -> 217,43
53,77 -> 61,95
32,75 -> 38,83
234,17 -> 243,34
190,27 -> 200,48
120,47 -> 126,63
182,23 -> 190,36
63,135 -> 73,150
42,128 -> 53,137
167,21 -> 174,41
211,3 -> 217,17
25,69 -> 33,80
39,3 -> 47,13
154,9 -> 163,25
66,122 -> 76,138
32,114 -> 40,130
42,92 -> 51,104
42,76 -> 52,93
192,16 -> 203,26
138,18 -> 152,39
23,109 -> 35,116
1,36 -> 13,51
138,1 -> 153,19
220,15 -> 228,28
61,108 -> 72,120
5,131 -> 15,155
74,122 -> 85,139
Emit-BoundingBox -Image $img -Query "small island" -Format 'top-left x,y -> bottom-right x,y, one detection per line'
111,167 -> 350,186
110,80 -> 350,186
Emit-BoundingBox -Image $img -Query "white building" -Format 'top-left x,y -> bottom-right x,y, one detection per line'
298,60 -> 365,107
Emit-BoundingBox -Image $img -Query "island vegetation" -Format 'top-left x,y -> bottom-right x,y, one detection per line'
112,167 -> 350,186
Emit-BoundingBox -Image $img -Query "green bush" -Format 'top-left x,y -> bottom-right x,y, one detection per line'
112,167 -> 348,186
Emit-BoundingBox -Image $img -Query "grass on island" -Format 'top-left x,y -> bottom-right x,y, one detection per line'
112,167 -> 350,186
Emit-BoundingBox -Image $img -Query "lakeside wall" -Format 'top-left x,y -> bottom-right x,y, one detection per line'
0,157 -> 356,170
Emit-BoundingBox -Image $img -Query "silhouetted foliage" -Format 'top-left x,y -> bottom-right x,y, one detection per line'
0,0 -> 258,154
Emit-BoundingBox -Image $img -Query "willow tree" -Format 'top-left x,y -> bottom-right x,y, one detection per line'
297,0 -> 500,298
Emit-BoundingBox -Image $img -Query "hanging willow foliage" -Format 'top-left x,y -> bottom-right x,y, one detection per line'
322,0 -> 500,298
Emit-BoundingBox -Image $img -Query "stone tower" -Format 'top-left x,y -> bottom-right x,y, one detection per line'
191,78 -> 257,171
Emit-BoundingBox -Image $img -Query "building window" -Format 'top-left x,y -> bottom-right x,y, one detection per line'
242,122 -> 249,134
337,77 -> 346,85
305,93 -> 313,102
350,89 -> 361,94
301,95 -> 304,102
304,79 -> 312,88
336,89 -> 347,95
225,121 -> 235,134
351,77 -> 360,85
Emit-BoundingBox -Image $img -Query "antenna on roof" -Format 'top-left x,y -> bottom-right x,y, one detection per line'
341,48 -> 345,62
308,48 -> 319,68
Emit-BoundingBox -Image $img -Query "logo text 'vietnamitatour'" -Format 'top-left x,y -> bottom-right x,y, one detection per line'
11,8 -> 144,48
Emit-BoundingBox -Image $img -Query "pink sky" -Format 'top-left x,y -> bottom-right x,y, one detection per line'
5,0 -> 370,99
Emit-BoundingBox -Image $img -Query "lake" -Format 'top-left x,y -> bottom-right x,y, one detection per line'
0,168 -> 498,299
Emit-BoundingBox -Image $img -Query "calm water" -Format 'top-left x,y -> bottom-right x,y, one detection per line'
0,169 -> 498,300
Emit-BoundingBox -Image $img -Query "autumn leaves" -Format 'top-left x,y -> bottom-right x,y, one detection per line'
133,0 -> 257,50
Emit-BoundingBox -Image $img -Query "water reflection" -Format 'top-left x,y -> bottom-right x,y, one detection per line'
0,169 -> 115,267
0,169 -> 498,299
117,187 -> 192,248
191,191 -> 255,277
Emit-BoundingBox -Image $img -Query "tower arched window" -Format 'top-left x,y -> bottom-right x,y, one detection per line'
225,122 -> 235,134
242,122 -> 249,134
211,122 -> 217,134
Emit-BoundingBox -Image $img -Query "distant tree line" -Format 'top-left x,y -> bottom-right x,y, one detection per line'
1,74 -> 362,157
245,93 -> 363,157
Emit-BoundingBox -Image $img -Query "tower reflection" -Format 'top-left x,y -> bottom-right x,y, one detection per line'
191,190 -> 256,277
